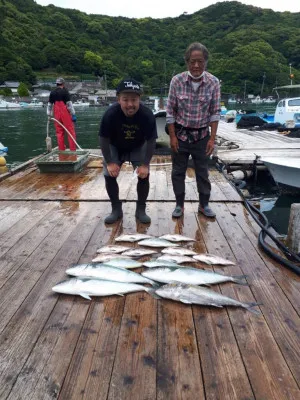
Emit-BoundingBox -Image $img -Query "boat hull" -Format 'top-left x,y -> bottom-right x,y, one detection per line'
261,157 -> 300,189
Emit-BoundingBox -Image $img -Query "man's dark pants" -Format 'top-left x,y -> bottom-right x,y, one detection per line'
103,142 -> 149,205
171,135 -> 211,207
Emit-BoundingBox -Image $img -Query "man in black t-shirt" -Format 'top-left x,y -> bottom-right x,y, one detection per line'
99,78 -> 157,224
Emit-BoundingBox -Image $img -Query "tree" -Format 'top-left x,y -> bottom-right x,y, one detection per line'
17,82 -> 29,96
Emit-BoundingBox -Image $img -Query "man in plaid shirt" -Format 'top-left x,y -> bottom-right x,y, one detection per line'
166,42 -> 221,218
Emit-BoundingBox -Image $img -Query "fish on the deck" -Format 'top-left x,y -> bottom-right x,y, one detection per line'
96,245 -> 131,254
115,233 -> 154,242
92,254 -> 131,263
142,267 -> 247,286
66,264 -> 156,286
52,278 -> 152,300
159,234 -> 196,242
193,253 -> 235,265
122,248 -> 158,257
155,283 -> 260,314
138,238 -> 179,248
157,254 -> 197,264
162,247 -> 197,256
102,258 -> 143,269
143,259 -> 183,268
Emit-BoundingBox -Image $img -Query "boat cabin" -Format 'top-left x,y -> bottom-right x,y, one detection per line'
274,97 -> 300,127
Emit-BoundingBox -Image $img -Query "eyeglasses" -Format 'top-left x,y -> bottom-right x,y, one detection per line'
188,59 -> 206,66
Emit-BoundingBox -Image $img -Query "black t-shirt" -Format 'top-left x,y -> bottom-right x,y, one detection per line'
49,87 -> 71,104
99,102 -> 158,152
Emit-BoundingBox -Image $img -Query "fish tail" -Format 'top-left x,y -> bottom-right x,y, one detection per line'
244,302 -> 262,315
232,275 -> 248,285
146,287 -> 162,299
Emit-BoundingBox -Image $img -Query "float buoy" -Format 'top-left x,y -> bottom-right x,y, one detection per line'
0,156 -> 6,166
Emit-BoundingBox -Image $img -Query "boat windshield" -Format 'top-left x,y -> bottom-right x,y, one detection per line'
288,99 -> 300,106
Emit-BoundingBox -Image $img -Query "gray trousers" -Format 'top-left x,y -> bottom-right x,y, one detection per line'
171,135 -> 211,206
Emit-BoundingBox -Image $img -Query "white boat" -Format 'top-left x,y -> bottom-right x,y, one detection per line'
73,100 -> 90,107
28,98 -> 43,107
274,97 -> 300,127
260,157 -> 300,189
0,142 -> 8,156
0,99 -> 21,109
263,96 -> 276,104
251,95 -> 263,104
0,99 -> 8,109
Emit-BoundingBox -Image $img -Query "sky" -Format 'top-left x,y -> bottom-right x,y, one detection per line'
35,0 -> 300,19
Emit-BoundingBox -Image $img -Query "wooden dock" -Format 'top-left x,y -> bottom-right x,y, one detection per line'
217,120 -> 300,165
0,154 -> 299,400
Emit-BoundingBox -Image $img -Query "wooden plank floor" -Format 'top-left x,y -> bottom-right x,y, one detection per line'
0,157 -> 299,400
217,120 -> 300,164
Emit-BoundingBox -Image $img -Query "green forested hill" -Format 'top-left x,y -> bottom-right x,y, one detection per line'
0,0 -> 299,96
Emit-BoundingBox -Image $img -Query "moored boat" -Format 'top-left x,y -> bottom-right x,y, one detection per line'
260,156 -> 300,189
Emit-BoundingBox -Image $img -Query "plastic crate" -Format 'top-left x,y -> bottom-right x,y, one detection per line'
35,150 -> 89,173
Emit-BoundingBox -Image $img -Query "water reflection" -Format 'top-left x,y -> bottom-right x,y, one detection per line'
0,107 -> 106,168
261,194 -> 300,235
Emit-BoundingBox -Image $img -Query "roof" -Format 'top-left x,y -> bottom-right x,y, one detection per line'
0,81 -> 20,88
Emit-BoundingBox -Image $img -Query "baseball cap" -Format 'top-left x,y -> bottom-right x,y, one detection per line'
56,77 -> 65,85
116,78 -> 142,95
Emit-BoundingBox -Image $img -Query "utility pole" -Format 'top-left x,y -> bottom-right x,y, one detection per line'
289,63 -> 293,86
260,72 -> 266,98
243,80 -> 247,102
163,58 -> 167,96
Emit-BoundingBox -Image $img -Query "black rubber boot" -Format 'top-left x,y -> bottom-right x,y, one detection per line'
135,203 -> 151,224
105,202 -> 123,224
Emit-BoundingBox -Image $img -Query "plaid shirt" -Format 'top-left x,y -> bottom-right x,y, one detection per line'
166,71 -> 221,142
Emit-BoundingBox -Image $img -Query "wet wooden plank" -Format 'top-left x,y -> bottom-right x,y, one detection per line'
0,202 -> 82,334
198,202 -> 300,397
0,202 -> 103,399
153,202 -> 204,400
0,202 -> 57,258
0,206 -> 63,288
227,202 -> 300,314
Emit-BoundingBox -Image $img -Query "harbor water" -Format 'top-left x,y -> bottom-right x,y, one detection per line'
0,107 -> 297,235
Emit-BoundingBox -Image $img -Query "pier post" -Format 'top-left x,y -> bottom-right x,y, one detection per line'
286,204 -> 300,253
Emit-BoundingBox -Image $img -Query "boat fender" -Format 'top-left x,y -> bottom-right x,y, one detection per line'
0,156 -> 7,166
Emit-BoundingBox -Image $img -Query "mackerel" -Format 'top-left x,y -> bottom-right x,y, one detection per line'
155,283 -> 260,314
52,278 -> 152,300
142,266 -> 247,286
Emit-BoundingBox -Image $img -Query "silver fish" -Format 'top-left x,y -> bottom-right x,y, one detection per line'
142,267 -> 247,286
162,247 -> 197,256
115,233 -> 154,242
157,255 -> 197,264
66,264 -> 156,286
143,259 -> 183,268
102,258 -> 143,269
193,253 -> 235,265
138,238 -> 179,248
96,245 -> 130,254
92,254 -> 131,263
155,283 -> 260,314
122,248 -> 157,257
52,278 -> 151,300
159,234 -> 195,242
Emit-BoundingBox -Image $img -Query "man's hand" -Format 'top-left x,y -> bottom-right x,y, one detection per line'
206,137 -> 215,156
136,165 -> 149,179
107,163 -> 120,178
170,136 -> 179,152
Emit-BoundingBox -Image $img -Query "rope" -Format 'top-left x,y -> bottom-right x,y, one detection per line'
48,117 -> 173,165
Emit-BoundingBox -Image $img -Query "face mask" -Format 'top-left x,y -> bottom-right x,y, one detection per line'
188,71 -> 204,80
